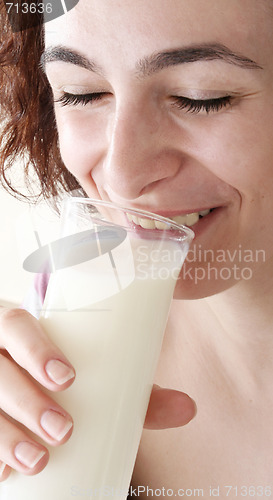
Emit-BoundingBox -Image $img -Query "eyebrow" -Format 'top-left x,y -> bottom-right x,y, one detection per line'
41,42 -> 262,76
41,45 -> 104,74
138,43 -> 262,75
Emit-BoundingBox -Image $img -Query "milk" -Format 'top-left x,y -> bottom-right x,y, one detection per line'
1,236 -> 186,500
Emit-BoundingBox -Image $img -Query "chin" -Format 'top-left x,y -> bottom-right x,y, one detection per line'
173,263 -> 242,300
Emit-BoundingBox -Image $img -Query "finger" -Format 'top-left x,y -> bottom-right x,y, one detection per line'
144,385 -> 197,430
0,412 -> 49,476
0,461 -> 11,482
0,308 -> 75,391
0,353 -> 73,447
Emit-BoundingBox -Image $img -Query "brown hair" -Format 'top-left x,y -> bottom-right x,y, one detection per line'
0,1 -> 79,202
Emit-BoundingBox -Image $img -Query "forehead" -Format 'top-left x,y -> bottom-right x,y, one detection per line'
45,0 -> 272,70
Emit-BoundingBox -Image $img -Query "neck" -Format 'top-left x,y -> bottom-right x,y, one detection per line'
171,260 -> 273,391
205,262 -> 273,344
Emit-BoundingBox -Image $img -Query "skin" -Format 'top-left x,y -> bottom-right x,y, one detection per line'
0,0 -> 273,496
44,0 -> 273,301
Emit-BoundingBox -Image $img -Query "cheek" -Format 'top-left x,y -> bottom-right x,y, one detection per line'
55,109 -> 107,179
201,118 -> 273,240
192,105 -> 273,198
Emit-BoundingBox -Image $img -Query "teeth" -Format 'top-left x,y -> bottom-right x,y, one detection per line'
186,213 -> 199,227
155,220 -> 170,230
172,213 -> 199,227
127,209 -> 211,229
131,215 -> 139,224
199,209 -> 210,217
138,217 -> 156,229
171,215 -> 188,225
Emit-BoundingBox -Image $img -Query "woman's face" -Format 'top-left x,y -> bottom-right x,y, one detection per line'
44,0 -> 273,298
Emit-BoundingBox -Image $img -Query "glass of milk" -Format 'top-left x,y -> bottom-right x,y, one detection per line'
2,197 -> 194,500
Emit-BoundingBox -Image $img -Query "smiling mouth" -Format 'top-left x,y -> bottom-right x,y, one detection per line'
127,209 -> 213,229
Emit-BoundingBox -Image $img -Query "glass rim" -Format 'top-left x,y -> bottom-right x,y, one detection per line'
65,196 -> 195,242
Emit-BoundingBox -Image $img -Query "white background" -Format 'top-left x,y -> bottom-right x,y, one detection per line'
0,186 -> 34,306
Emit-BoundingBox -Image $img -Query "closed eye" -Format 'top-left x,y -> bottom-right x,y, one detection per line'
54,92 -> 110,107
55,91 -> 233,114
171,95 -> 232,114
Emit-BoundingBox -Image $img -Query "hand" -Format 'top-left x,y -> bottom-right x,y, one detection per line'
0,307 -> 75,481
0,308 -> 196,482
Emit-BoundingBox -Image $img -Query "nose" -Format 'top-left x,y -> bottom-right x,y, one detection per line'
103,97 -> 181,201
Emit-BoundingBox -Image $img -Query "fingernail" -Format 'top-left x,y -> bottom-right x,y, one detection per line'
41,410 -> 73,441
14,442 -> 46,468
45,359 -> 75,385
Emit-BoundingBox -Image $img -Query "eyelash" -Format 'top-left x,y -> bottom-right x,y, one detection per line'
55,92 -> 232,114
171,95 -> 232,114
55,92 -> 106,107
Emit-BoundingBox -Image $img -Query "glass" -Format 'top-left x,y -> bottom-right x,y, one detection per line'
2,197 -> 194,500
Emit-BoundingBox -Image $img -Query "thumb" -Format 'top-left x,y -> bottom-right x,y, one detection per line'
144,384 -> 197,430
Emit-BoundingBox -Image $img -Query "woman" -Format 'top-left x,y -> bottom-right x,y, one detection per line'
0,0 -> 273,496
